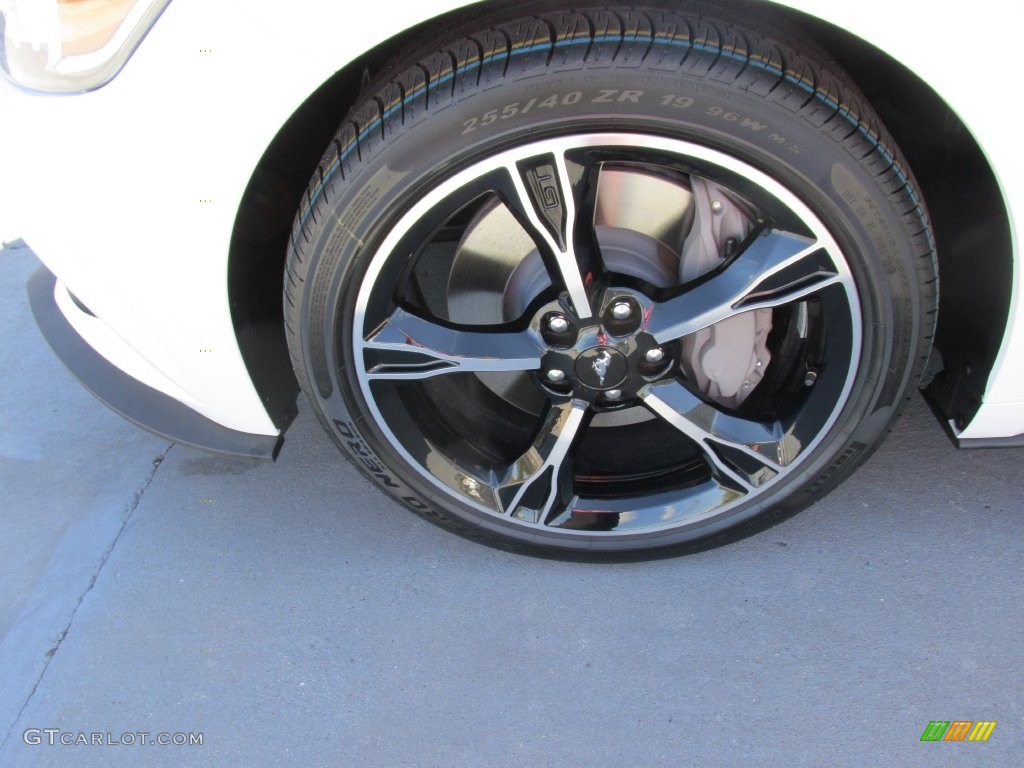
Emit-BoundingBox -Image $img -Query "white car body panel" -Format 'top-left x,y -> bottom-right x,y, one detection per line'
0,0 -> 467,436
0,0 -> 1020,440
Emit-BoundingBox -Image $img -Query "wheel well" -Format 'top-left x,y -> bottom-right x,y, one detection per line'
787,10 -> 1013,431
225,0 -> 538,434
225,16 -> 448,432
227,0 -> 1012,437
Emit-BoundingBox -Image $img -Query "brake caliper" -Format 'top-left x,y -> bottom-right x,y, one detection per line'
679,177 -> 772,409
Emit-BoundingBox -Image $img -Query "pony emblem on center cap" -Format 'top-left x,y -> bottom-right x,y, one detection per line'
592,349 -> 613,386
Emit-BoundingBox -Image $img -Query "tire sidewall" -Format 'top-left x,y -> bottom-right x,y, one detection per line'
298,68 -> 923,553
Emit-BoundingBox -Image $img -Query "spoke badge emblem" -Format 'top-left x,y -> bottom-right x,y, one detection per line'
592,350 -> 613,386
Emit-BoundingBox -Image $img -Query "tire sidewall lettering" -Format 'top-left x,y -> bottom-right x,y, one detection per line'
328,415 -> 426,505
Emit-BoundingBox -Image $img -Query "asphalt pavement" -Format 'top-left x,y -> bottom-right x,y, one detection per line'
0,242 -> 1021,767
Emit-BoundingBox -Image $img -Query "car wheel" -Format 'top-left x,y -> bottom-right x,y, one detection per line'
284,3 -> 937,557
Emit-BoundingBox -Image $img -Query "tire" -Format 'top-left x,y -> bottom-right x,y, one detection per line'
284,2 -> 937,558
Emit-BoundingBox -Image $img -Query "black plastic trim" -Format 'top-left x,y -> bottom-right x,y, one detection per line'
28,265 -> 282,460
956,434 -> 1024,450
923,391 -> 1024,450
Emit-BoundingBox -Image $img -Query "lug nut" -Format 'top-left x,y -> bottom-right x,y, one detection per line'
611,301 -> 632,320
645,348 -> 665,363
546,369 -> 567,383
604,389 -> 623,401
547,315 -> 569,333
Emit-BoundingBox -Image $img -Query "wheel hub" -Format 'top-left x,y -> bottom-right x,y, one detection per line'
537,290 -> 675,406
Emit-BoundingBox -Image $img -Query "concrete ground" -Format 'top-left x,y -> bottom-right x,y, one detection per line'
0,242 -> 1020,767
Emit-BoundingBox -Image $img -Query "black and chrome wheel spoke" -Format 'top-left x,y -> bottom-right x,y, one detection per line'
353,133 -> 864,543
363,306 -> 543,381
495,399 -> 588,524
647,228 -> 844,343
642,380 -> 794,492
502,150 -> 597,319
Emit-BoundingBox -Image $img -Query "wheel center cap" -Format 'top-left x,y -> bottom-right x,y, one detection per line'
575,347 -> 628,390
